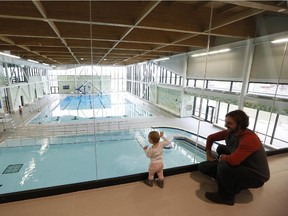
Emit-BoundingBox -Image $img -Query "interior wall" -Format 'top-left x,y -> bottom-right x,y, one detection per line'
187,47 -> 246,81
250,42 -> 288,83
0,65 -> 5,86
0,88 -> 4,113
149,84 -> 157,105
158,53 -> 187,76
148,84 -> 182,116
181,93 -> 195,117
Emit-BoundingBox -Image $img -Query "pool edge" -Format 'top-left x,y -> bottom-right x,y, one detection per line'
0,164 -> 198,204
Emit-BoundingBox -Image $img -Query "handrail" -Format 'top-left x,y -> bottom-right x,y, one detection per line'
0,117 -> 159,145
1,120 -> 211,149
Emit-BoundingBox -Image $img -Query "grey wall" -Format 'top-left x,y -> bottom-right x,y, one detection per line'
158,54 -> 187,76
187,47 -> 246,81
250,42 -> 288,83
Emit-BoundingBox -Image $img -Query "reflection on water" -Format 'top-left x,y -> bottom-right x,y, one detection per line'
20,158 -> 36,186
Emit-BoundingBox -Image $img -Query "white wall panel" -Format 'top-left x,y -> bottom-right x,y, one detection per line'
250,43 -> 288,83
158,54 -> 186,76
187,47 -> 246,81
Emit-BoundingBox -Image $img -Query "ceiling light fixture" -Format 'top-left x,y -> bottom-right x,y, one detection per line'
0,52 -> 20,59
154,57 -> 170,62
42,63 -> 49,66
191,48 -> 231,57
28,59 -> 39,63
271,38 -> 288,44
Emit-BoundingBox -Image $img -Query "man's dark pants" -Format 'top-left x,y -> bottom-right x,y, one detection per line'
198,145 -> 264,200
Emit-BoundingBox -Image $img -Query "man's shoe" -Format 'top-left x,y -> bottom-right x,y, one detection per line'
205,192 -> 234,206
144,179 -> 153,187
156,179 -> 164,188
234,187 -> 242,194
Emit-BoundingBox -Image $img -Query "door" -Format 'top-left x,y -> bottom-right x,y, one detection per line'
20,95 -> 24,106
205,105 -> 215,123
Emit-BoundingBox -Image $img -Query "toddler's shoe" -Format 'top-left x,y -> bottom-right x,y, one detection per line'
156,179 -> 164,188
144,179 -> 153,187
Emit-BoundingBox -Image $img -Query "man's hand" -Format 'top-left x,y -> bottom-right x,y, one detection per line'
206,150 -> 215,161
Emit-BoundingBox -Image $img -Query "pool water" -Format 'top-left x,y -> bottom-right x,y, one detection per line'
0,128 -> 205,195
29,94 -> 154,124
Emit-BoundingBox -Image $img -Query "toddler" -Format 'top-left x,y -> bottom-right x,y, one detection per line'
143,131 -> 169,188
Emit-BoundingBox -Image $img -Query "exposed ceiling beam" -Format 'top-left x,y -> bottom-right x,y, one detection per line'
216,4 -> 238,16
193,1 -> 211,10
32,0 -> 80,64
97,0 -> 161,64
0,35 -> 58,63
0,13 -> 249,39
0,1 -> 287,66
226,0 -> 288,14
210,8 -> 263,31
116,3 -> 267,65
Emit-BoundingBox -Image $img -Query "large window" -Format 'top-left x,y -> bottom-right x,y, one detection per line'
274,114 -> 288,148
208,80 -> 231,91
125,43 -> 288,149
255,110 -> 278,145
248,83 -> 288,99
243,107 -> 258,130
127,62 -> 183,99
217,102 -> 229,126
187,79 -> 243,94
53,66 -> 127,93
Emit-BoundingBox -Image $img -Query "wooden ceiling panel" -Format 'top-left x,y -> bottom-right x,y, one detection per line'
116,42 -> 154,51
90,1 -> 152,25
54,22 -> 90,39
69,47 -> 91,53
0,19 -> 57,37
65,39 -> 116,49
0,45 -> 24,52
92,25 -> 129,41
8,36 -> 63,47
211,18 -> 256,39
176,35 -> 209,47
41,1 -> 90,22
0,1 -> 287,65
157,45 -> 191,53
109,49 -> 142,55
0,1 -> 42,18
125,28 -> 189,44
65,39 -> 91,47
139,1 -> 208,33
30,46 -> 68,52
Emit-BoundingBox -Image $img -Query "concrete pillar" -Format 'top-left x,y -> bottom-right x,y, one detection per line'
238,39 -> 255,110
180,54 -> 188,117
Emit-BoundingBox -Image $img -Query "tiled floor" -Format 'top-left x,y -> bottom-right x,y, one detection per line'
0,94 -> 287,215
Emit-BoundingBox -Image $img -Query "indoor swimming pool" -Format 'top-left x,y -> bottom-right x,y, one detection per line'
28,93 -> 154,124
0,127 -> 206,200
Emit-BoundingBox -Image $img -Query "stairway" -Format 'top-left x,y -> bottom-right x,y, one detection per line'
2,119 -> 17,131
